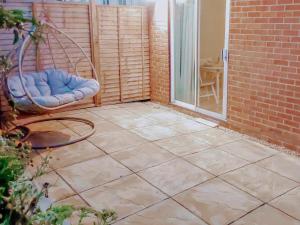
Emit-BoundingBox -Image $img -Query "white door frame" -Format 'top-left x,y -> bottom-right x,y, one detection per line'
170,0 -> 231,121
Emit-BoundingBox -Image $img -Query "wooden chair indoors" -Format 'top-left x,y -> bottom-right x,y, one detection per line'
198,68 -> 219,104
198,58 -> 223,105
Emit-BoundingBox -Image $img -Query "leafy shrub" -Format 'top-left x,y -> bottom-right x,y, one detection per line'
0,131 -> 117,225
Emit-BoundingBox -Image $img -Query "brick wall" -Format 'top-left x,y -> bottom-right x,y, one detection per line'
149,0 -> 170,104
147,0 -> 299,152
227,0 -> 300,152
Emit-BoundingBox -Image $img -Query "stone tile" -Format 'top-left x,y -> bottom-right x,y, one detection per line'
88,130 -> 147,153
145,111 -> 188,125
115,199 -> 208,225
192,128 -> 242,146
169,119 -> 210,134
174,178 -> 262,225
57,156 -> 132,192
20,114 -> 51,125
72,120 -> 123,136
55,195 -> 98,225
138,158 -> 213,196
27,120 -> 66,132
60,112 -> 105,127
111,143 -> 176,172
221,164 -> 298,202
26,128 -> 81,150
111,115 -> 158,129
125,105 -> 169,116
155,134 -> 211,156
87,105 -> 121,112
118,102 -> 148,109
132,125 -> 180,141
34,171 -> 75,202
270,187 -> 300,220
55,195 -> 88,207
59,128 -> 81,139
81,175 -> 166,220
26,152 -> 52,176
92,108 -> 135,120
216,139 -> 278,162
185,149 -> 249,175
50,109 -> 89,117
231,205 -> 300,225
40,141 -> 105,170
257,153 -> 300,183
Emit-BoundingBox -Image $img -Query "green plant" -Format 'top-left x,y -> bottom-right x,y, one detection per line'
0,7 -> 43,130
0,132 -> 117,225
0,6 -> 38,44
0,133 -> 31,192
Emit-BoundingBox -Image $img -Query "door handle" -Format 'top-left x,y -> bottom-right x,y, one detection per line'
222,48 -> 229,63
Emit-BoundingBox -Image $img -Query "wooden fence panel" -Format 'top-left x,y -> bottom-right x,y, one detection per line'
118,7 -> 150,102
1,2 -> 151,112
97,6 -> 121,105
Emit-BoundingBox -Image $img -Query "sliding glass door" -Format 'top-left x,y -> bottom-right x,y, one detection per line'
172,0 -> 197,106
171,0 -> 229,119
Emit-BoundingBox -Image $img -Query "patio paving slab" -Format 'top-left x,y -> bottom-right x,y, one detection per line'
92,108 -> 136,121
221,164 -> 298,202
154,133 -> 211,156
191,128 -> 242,146
55,195 -> 98,225
174,178 -> 262,225
81,175 -> 167,220
56,195 -> 87,207
88,130 -> 147,153
25,102 -> 300,225
270,186 -> 300,220
27,120 -> 66,131
132,124 -> 181,141
257,153 -> 300,183
111,143 -> 176,172
144,111 -> 190,125
124,104 -> 170,116
25,152 -> 52,176
138,158 -> 214,196
72,120 -> 124,136
214,139 -> 278,162
110,115 -> 159,129
34,171 -> 75,202
60,111 -> 105,127
168,119 -> 210,134
57,156 -> 132,192
184,148 -> 249,175
231,205 -> 300,225
40,140 -> 105,170
114,199 -> 208,225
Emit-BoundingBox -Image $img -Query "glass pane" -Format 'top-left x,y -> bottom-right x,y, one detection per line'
197,0 -> 226,114
174,0 -> 196,105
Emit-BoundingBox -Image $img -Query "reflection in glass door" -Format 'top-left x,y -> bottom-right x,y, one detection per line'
197,0 -> 227,115
173,0 -> 197,105
171,0 -> 229,119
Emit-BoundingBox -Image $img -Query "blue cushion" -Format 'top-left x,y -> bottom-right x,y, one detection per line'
7,69 -> 100,112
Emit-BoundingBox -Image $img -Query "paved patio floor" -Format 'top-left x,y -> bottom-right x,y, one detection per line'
29,102 -> 300,225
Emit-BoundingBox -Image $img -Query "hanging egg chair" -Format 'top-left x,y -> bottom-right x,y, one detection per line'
8,22 -> 100,113
4,21 -> 100,149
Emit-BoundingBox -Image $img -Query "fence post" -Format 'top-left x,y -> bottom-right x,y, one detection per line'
89,0 -> 101,106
